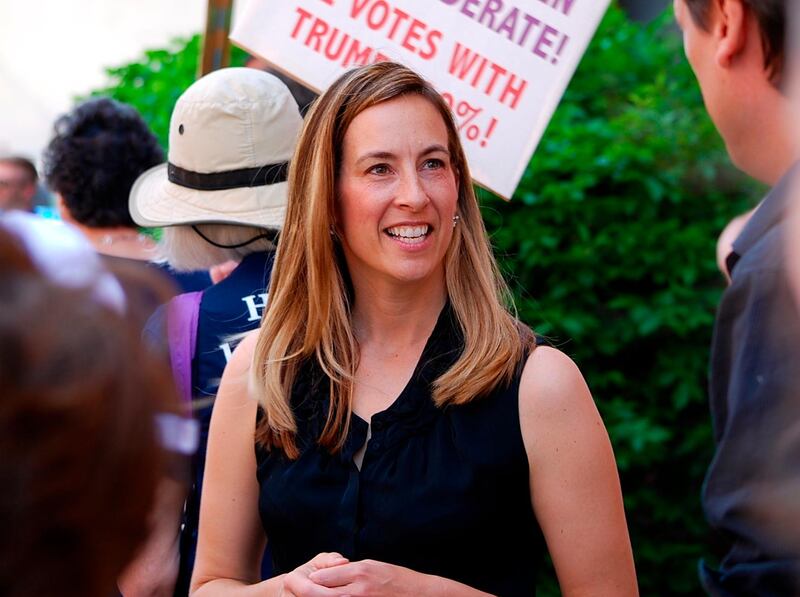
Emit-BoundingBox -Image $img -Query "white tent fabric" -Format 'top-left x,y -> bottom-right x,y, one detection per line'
0,0 -> 210,164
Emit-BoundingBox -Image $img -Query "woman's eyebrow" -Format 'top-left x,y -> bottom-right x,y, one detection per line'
355,150 -> 395,166
420,144 -> 450,157
355,144 -> 449,166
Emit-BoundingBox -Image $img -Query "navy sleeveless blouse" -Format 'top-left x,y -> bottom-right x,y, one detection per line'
256,306 -> 545,596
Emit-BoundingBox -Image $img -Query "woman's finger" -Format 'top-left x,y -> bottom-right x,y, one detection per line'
310,552 -> 350,570
309,562 -> 357,587
284,574 -> 344,597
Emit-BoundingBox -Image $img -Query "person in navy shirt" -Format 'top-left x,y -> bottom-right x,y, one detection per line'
129,67 -> 303,596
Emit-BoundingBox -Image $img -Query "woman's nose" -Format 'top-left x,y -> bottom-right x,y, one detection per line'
395,171 -> 430,211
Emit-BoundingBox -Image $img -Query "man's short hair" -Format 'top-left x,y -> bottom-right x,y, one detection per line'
683,0 -> 786,85
43,98 -> 163,228
0,157 -> 38,185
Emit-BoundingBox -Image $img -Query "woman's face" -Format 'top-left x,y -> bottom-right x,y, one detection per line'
336,94 -> 459,290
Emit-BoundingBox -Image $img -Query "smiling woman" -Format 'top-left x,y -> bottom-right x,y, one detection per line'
190,61 -> 638,597
336,94 -> 458,286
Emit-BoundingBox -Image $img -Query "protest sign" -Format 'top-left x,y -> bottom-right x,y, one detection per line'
232,0 -> 610,199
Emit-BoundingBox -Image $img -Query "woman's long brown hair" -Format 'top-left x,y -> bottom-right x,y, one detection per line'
253,61 -> 533,458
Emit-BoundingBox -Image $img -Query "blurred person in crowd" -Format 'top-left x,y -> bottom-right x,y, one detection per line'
128,67 -> 303,595
674,0 -> 800,593
43,97 -> 211,294
619,0 -> 671,22
0,156 -> 38,212
1,210 -> 125,312
786,0 -> 800,298
0,211 -> 197,597
0,222 -> 190,597
191,61 -> 637,597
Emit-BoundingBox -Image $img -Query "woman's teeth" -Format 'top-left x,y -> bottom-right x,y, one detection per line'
386,225 -> 430,241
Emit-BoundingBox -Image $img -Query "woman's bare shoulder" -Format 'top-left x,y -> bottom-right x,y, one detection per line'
516,345 -> 605,454
518,346 -> 592,416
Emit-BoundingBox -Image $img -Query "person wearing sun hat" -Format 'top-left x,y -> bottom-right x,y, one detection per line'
127,66 -> 303,596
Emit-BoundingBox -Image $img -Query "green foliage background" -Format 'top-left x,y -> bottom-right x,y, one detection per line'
89,36 -> 251,148
479,6 -> 761,594
90,4 -> 760,594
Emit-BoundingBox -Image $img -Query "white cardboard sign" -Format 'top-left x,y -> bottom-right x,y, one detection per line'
232,0 -> 610,199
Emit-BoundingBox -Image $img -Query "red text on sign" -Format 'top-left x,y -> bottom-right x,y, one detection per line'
349,0 -> 442,60
292,7 -> 391,67
448,43 -> 527,109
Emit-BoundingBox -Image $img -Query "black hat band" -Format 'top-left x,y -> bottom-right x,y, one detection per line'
167,161 -> 289,191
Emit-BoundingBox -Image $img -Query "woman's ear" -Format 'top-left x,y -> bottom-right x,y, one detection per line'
329,204 -> 339,241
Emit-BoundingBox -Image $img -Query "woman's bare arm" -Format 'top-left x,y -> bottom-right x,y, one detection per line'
190,332 -> 280,595
519,346 -> 638,597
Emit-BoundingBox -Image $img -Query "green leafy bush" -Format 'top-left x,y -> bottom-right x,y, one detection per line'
89,35 -> 250,149
481,6 -> 760,595
90,5 -> 761,594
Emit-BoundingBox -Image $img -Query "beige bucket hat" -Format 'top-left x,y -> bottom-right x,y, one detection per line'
129,67 -> 302,229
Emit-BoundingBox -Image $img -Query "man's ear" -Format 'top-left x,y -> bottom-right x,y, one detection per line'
715,0 -> 747,68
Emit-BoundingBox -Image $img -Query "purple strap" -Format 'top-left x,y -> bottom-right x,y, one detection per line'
166,291 -> 203,405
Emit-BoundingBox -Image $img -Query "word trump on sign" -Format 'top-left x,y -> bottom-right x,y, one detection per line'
232,0 -> 609,199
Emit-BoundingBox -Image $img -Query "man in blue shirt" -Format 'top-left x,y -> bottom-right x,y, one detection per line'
127,67 -> 303,596
674,0 -> 800,593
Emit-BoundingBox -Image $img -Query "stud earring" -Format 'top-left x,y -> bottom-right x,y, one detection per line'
452,215 -> 460,228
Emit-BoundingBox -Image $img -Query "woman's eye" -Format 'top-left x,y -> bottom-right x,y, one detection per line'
422,158 -> 444,170
368,164 -> 390,175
